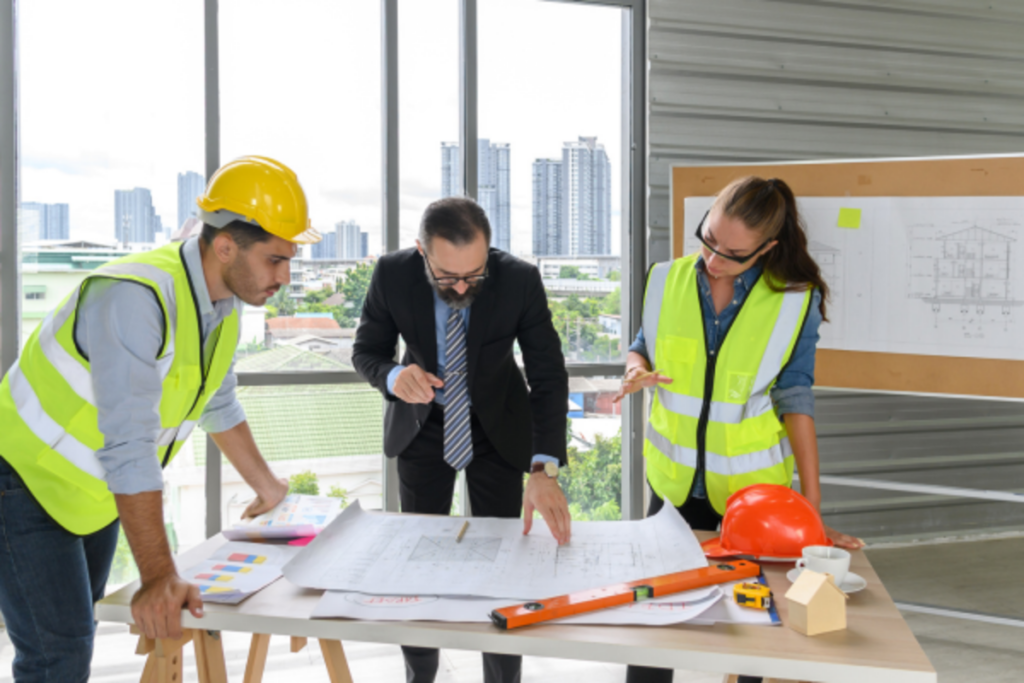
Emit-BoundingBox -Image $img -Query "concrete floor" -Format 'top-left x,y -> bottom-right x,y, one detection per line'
1,537 -> 1021,682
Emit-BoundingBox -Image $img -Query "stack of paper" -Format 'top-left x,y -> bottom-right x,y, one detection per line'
223,494 -> 345,541
179,542 -> 300,604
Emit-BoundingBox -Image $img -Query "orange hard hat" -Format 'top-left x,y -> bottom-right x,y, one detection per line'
701,484 -> 832,560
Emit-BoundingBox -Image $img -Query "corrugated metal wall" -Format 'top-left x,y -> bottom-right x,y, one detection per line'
647,0 -> 1024,541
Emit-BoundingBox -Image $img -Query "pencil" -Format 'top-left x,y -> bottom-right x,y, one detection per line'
456,520 -> 470,543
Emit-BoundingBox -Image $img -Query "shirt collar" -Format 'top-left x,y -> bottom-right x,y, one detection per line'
695,254 -> 764,292
182,237 -> 216,317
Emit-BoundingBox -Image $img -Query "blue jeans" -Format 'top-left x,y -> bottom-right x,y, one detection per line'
0,456 -> 120,683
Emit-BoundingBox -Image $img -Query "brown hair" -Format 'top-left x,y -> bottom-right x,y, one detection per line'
200,220 -> 275,250
711,176 -> 829,320
419,196 -> 491,249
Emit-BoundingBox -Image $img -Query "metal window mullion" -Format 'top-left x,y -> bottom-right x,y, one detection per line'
382,0 -> 400,511
459,0 -> 477,200
203,0 -> 221,536
1,0 -> 19,376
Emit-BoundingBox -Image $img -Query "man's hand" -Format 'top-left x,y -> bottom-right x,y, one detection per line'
825,524 -> 865,550
393,364 -> 444,404
612,366 -> 672,403
131,574 -> 203,640
242,476 -> 289,519
523,472 -> 571,544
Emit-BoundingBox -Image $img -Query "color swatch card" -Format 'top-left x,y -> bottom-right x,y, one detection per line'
181,542 -> 300,604
223,494 -> 346,541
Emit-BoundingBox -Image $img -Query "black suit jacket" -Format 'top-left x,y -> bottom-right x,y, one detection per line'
353,247 -> 568,471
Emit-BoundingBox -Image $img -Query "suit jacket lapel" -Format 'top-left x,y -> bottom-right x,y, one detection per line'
412,262 -> 438,375
466,251 -> 497,382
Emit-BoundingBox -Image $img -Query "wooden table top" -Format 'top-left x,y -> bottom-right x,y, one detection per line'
97,530 -> 936,683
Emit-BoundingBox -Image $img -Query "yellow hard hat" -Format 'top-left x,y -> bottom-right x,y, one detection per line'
196,156 -> 322,244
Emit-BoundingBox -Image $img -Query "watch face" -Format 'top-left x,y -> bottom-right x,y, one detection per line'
544,461 -> 559,478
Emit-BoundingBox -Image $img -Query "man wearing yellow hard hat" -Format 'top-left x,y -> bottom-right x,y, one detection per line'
0,156 -> 319,681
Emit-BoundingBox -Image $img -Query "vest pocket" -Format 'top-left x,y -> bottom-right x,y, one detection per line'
658,336 -> 697,388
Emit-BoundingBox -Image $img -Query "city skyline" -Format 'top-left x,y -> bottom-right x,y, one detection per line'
114,188 -> 161,244
311,220 -> 369,260
20,201 -> 69,243
17,1 -> 621,257
177,171 -> 205,232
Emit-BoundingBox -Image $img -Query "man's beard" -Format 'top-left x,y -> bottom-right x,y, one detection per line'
424,260 -> 482,310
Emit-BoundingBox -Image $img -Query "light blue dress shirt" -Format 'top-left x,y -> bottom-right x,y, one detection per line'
386,290 -> 557,467
73,237 -> 246,495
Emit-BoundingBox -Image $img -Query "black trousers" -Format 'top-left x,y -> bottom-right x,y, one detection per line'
397,403 -> 523,683
625,490 -> 762,683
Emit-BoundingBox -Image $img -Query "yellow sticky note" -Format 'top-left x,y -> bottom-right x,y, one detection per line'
837,208 -> 861,229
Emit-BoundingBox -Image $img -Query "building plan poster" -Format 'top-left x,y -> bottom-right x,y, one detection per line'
283,501 -> 708,600
683,196 -> 1024,361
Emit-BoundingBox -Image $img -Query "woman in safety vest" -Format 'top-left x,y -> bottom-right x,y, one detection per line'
615,176 -> 861,683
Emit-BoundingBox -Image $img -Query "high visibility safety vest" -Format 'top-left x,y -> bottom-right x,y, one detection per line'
642,254 -> 813,515
0,242 -> 239,535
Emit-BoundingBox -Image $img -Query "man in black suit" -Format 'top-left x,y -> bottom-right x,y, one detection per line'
353,197 -> 571,683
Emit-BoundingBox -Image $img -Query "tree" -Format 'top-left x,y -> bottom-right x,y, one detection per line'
559,265 -> 581,279
607,269 -> 621,281
288,470 -> 320,495
601,286 -> 621,315
266,286 -> 296,317
327,485 -> 349,507
339,261 -> 375,326
560,428 -> 622,521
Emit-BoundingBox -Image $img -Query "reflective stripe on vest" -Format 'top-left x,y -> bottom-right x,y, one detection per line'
646,420 -> 793,478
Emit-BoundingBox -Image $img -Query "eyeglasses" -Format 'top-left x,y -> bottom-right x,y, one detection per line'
423,253 -> 489,287
694,210 -> 772,265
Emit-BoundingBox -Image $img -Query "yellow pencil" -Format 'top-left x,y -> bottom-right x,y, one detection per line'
456,520 -> 470,543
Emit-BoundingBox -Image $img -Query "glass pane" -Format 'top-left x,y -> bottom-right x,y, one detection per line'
18,0 -> 204,352
18,0 -> 204,590
399,0 -> 458,248
221,0 -> 381,363
175,384 -> 385,550
562,376 -> 623,520
479,0 -> 625,365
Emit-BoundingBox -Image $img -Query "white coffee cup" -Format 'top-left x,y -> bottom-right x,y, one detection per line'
795,545 -> 850,585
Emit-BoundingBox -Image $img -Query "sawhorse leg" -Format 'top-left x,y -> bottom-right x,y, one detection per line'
133,627 -> 226,683
133,627 -> 353,683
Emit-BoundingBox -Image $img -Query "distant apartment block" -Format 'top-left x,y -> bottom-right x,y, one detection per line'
441,140 -> 511,252
177,171 -> 205,232
20,202 -> 70,242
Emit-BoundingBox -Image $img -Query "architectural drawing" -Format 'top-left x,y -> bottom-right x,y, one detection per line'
410,536 -> 502,563
908,225 -> 1020,331
283,501 -> 708,599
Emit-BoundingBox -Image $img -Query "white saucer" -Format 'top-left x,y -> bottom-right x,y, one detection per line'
786,568 -> 867,594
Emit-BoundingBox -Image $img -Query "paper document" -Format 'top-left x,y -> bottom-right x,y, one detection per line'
179,542 -> 300,605
311,586 -> 723,626
283,501 -> 708,599
223,494 -> 345,541
688,578 -> 780,627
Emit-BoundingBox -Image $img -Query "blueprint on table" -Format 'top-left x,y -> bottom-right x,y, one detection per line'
282,501 -> 708,599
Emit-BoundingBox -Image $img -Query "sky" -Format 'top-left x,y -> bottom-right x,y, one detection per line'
18,0 -> 622,258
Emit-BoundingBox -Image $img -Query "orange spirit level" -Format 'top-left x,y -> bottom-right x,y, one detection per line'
490,560 -> 760,630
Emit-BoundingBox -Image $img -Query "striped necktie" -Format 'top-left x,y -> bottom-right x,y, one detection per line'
443,308 -> 473,470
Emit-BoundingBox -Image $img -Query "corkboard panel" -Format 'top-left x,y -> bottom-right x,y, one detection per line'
670,155 -> 1024,399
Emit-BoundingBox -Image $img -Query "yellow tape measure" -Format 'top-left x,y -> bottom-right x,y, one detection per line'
733,582 -> 772,610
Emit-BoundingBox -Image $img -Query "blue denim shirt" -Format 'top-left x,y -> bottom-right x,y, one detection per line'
631,256 -> 821,498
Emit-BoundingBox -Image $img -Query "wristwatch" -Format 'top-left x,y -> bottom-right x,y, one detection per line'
530,461 -> 560,479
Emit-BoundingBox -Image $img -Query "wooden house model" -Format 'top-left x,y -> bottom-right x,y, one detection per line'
784,569 -> 848,636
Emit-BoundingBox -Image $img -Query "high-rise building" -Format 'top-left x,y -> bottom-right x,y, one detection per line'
177,171 -> 205,231
563,137 -> 611,256
441,143 -> 460,199
311,230 -> 337,260
440,139 -> 511,252
20,202 -> 70,242
360,232 -> 369,259
531,137 -> 612,258
114,188 -> 159,244
337,221 -> 362,259
532,160 -> 563,256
